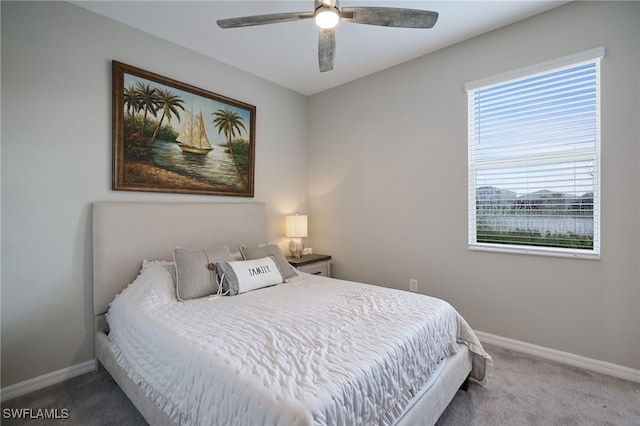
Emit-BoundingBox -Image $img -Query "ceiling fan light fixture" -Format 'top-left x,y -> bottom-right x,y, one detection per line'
218,2 -> 439,73
315,8 -> 339,29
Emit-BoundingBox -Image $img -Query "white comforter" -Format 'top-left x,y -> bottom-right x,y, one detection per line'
107,263 -> 489,426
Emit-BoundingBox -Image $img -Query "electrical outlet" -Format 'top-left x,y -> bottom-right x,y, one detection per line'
409,279 -> 418,292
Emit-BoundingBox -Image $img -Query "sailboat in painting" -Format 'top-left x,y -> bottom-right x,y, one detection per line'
176,110 -> 213,155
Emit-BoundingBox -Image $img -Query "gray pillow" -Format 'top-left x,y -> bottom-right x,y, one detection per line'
240,244 -> 297,281
173,247 -> 230,301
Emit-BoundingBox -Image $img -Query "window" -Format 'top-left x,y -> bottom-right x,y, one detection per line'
466,48 -> 604,259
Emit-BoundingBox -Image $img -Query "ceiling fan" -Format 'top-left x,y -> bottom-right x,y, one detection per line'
217,0 -> 438,72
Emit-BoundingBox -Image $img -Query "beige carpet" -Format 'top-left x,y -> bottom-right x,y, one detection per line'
2,343 -> 639,425
437,344 -> 640,426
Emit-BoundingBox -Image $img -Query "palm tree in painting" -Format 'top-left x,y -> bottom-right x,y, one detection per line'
123,84 -> 146,152
134,82 -> 159,142
150,89 -> 185,145
213,108 -> 248,188
123,85 -> 141,123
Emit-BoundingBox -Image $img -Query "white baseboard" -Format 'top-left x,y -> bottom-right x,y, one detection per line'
1,360 -> 96,402
476,331 -> 640,384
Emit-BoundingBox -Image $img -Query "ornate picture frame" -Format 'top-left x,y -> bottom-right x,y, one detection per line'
112,61 -> 256,197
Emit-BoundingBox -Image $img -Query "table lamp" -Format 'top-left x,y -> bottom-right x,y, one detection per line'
285,214 -> 307,258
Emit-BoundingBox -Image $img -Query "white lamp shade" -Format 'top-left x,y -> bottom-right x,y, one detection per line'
285,215 -> 308,238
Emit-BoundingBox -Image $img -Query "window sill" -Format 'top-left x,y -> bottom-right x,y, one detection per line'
468,243 -> 600,260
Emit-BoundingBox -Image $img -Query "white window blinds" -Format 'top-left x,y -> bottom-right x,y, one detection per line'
467,48 -> 603,259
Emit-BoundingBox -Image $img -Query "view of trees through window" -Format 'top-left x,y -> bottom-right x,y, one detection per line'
475,184 -> 594,249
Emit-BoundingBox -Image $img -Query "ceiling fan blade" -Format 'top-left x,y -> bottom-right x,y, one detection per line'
217,12 -> 314,28
341,7 -> 438,28
318,28 -> 335,72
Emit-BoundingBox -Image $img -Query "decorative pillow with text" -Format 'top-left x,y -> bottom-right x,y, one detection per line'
217,256 -> 283,296
240,244 -> 297,281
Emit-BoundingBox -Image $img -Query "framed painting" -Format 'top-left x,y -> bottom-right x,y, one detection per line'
112,61 -> 256,197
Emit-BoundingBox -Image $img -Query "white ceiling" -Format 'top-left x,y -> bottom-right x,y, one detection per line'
72,1 -> 570,95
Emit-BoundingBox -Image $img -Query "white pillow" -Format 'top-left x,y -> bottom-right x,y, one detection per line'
141,260 -> 176,286
240,244 -> 297,281
216,256 -> 283,296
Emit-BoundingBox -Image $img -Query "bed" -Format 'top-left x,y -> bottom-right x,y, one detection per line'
93,201 -> 490,426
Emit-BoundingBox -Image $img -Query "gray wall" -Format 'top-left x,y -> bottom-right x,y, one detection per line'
1,1 -> 309,387
308,1 -> 640,370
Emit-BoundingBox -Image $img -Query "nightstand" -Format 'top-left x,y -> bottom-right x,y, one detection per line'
287,254 -> 332,277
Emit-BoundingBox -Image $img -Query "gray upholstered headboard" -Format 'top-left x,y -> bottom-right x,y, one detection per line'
92,202 -> 267,320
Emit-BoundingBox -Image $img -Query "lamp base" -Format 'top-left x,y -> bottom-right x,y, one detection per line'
289,238 -> 304,258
